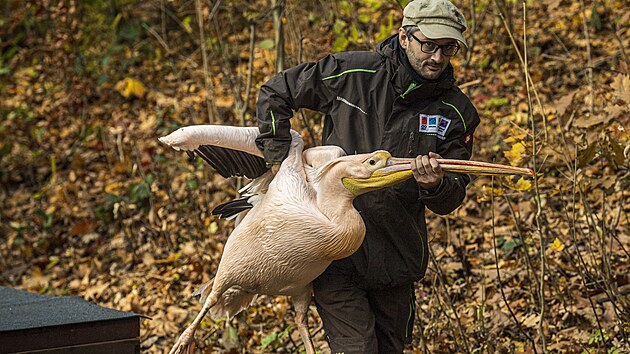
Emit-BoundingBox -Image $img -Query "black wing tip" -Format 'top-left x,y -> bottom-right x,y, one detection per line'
194,145 -> 267,179
212,197 -> 254,219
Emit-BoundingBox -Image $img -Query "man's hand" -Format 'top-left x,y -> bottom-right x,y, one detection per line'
411,152 -> 443,191
270,164 -> 280,175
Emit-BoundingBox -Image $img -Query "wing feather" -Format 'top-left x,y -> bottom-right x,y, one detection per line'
159,125 -> 266,178
195,145 -> 266,179
212,197 -> 253,220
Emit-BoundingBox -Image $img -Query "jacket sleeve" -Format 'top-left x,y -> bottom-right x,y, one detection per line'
421,99 -> 480,215
255,56 -> 340,165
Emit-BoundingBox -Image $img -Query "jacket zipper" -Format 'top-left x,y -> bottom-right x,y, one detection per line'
407,131 -> 415,155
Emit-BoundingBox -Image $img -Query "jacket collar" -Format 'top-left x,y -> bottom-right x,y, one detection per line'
377,34 -> 455,102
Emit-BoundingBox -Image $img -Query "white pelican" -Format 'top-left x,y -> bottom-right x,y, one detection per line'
159,125 -> 416,354
158,124 -> 533,354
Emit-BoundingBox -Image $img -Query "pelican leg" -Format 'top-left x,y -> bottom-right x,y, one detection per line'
169,292 -> 219,354
293,292 -> 316,354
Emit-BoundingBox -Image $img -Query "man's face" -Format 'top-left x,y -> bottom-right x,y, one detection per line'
399,28 -> 457,80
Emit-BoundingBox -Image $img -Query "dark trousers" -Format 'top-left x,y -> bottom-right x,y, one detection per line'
312,261 -> 416,354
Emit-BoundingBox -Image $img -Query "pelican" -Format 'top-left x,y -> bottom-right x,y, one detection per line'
158,124 -> 533,354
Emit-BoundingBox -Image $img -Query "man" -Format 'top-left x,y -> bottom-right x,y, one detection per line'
254,0 -> 479,352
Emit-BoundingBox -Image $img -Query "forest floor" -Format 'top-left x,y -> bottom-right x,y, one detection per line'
1,0 -> 629,353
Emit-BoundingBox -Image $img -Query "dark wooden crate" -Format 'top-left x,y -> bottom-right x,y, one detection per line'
0,286 -> 142,354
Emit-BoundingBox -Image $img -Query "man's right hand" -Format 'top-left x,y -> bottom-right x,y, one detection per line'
411,152 -> 443,191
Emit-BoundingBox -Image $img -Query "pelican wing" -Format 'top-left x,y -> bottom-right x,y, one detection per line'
194,145 -> 266,179
159,125 -> 267,179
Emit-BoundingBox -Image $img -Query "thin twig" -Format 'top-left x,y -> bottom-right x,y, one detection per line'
521,2 -> 547,352
272,0 -> 285,73
415,298 -> 430,354
299,111 -> 317,147
142,23 -> 170,53
503,195 -> 540,305
160,0 -> 167,46
428,273 -> 465,353
569,146 -> 605,352
492,179 -> 538,353
195,0 -> 219,123
429,246 -> 471,353
240,22 -> 256,126
495,0 -> 548,142
612,22 -> 630,68
459,79 -> 482,90
578,0 -> 594,114
463,0 -> 476,68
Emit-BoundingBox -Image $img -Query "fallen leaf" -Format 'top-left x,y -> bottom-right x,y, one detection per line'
503,127 -> 528,144
513,177 -> 533,191
573,114 -> 609,128
154,253 -> 180,264
521,313 -> 540,328
554,90 -> 576,117
504,142 -> 526,166
115,78 -> 146,98
612,74 -> 630,106
550,237 -> 565,252
70,219 -> 96,236
105,182 -> 125,195
604,104 -> 626,119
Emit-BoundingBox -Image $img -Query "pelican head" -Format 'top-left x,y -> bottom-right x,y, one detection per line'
341,151 -> 413,196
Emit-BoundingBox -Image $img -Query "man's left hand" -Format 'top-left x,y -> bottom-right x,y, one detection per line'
411,152 -> 443,191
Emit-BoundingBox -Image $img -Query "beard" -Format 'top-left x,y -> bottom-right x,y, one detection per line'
416,60 -> 447,80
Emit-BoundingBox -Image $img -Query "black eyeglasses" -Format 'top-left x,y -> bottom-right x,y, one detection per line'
408,32 -> 460,57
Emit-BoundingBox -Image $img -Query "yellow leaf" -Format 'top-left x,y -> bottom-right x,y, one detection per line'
209,221 -> 219,234
503,127 -> 528,144
105,181 -> 124,195
115,78 -> 146,98
504,142 -> 526,166
182,16 -> 193,34
550,237 -> 565,252
476,186 -> 504,202
513,177 -> 533,191
154,253 -> 180,264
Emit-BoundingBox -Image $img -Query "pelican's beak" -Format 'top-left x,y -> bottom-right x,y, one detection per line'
342,153 -> 414,196
342,155 -> 535,197
385,157 -> 535,177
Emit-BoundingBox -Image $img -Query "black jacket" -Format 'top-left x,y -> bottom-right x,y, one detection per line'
255,34 -> 480,288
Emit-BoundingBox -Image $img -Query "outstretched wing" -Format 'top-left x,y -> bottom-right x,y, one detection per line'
193,145 -> 266,179
159,125 -> 267,179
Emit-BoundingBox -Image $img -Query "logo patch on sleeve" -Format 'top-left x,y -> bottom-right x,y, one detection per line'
419,114 -> 450,139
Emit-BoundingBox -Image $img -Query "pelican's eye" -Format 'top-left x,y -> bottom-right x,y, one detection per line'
363,153 -> 388,170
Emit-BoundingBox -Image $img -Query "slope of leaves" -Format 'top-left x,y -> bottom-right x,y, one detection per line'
1,0 -> 628,353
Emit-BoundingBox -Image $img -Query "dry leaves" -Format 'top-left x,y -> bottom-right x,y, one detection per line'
1,1 -> 628,354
